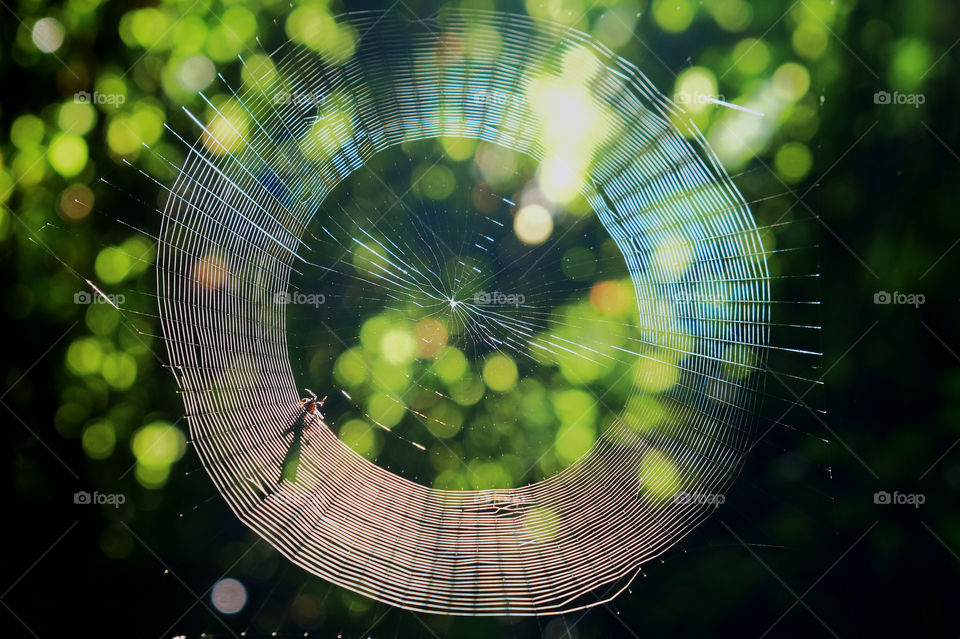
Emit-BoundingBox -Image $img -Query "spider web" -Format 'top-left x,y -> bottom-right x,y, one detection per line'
153,8 -> 815,616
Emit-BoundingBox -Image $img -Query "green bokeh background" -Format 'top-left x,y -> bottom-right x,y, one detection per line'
2,0 -> 959,636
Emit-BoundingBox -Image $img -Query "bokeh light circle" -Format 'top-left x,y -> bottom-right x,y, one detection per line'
210,578 -> 248,614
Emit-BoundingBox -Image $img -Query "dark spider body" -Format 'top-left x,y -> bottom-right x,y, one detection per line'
279,389 -> 327,484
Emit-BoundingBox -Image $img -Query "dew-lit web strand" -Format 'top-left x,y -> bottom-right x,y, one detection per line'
310,194 -> 567,341
152,9 -> 819,615
126,165 -> 520,427
154,306 -> 777,478
119,159 -> 817,370
269,139 -> 602,365
139,102 -> 784,592
430,10 -> 772,448
276,144 -> 818,398
186,94 -> 312,245
251,10 -> 808,344
163,120 -> 307,265
308,200 -> 492,310
171,17 -> 752,608
141,137 -> 316,422
109,169 -> 301,298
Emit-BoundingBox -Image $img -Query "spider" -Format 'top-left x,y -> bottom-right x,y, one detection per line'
299,388 -> 327,420
279,388 -> 328,484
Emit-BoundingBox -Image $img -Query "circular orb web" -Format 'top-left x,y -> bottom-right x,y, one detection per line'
157,9 -> 770,616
